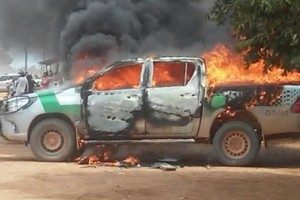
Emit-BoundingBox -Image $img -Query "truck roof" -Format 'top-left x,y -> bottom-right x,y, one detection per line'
110,57 -> 204,70
114,56 -> 203,64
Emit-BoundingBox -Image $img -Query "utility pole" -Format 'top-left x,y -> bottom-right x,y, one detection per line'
43,39 -> 46,61
25,39 -> 28,72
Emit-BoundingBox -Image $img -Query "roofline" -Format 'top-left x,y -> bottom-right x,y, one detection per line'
154,56 -> 202,60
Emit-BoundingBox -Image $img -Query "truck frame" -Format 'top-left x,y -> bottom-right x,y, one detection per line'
1,57 -> 299,166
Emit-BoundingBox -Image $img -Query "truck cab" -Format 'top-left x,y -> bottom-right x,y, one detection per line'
80,57 -> 205,140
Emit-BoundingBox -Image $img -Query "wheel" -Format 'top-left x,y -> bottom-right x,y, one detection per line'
213,121 -> 260,166
29,118 -> 76,162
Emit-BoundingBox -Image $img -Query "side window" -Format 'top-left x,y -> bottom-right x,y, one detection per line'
152,62 -> 195,87
93,64 -> 142,91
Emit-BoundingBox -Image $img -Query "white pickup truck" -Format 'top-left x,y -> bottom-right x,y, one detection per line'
0,74 -> 19,92
1,57 -> 299,166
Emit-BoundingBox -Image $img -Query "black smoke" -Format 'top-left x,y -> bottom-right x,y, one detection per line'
0,0 -> 231,74
61,0 -> 207,65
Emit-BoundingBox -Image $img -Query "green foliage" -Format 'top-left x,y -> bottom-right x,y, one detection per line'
210,0 -> 300,71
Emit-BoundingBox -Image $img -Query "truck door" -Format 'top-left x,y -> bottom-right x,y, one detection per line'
84,62 -> 146,139
145,60 -> 203,137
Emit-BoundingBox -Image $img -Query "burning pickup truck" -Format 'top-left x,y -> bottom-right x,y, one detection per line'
1,57 -> 299,166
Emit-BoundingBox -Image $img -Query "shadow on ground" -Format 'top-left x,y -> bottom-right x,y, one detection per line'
1,135 -> 300,167
79,142 -> 300,168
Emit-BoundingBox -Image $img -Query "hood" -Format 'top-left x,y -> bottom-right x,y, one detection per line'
27,84 -> 78,98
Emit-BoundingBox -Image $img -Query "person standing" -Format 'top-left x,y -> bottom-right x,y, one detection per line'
26,74 -> 38,93
15,71 -> 28,96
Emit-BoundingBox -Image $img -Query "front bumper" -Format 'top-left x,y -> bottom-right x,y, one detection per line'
0,96 -> 39,142
0,115 -> 27,142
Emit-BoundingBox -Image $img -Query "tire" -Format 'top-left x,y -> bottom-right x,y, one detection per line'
213,121 -> 260,166
30,118 -> 76,162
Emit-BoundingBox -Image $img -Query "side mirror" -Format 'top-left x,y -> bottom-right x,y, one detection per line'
80,80 -> 93,100
75,87 -> 81,93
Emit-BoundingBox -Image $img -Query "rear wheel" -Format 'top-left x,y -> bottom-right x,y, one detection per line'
213,121 -> 260,166
30,118 -> 76,162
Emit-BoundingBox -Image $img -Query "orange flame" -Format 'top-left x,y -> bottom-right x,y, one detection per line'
93,64 -> 142,90
77,153 -> 140,167
72,66 -> 98,84
72,44 -> 300,87
71,52 -> 106,84
202,44 -> 300,87
122,156 -> 139,166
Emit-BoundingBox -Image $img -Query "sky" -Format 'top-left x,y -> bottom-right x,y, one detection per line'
9,47 -> 43,68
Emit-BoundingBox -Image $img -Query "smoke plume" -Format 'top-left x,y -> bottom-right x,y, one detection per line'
0,0 -> 231,74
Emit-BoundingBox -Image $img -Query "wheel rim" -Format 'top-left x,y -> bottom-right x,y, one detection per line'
222,130 -> 250,159
42,130 -> 64,152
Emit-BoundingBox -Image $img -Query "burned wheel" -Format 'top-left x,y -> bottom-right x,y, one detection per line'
213,121 -> 260,166
30,118 -> 76,162
42,130 -> 64,152
223,131 -> 250,158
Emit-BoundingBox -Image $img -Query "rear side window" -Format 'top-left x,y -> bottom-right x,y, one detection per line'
93,64 -> 142,91
152,62 -> 195,87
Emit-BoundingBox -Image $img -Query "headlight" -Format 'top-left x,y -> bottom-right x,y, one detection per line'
6,97 -> 37,113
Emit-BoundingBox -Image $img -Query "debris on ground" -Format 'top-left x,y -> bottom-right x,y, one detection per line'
151,162 -> 178,171
206,164 -> 213,170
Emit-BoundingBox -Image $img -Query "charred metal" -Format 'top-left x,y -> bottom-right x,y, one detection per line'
80,57 -> 204,139
210,84 -> 284,108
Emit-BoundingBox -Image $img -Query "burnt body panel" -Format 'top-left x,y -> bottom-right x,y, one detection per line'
87,89 -> 144,133
81,57 -> 205,139
248,85 -> 300,135
210,84 -> 284,108
83,61 -> 147,139
81,57 -> 299,142
206,84 -> 300,138
145,59 -> 203,136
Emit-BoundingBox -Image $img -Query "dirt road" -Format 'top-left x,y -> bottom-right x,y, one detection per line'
0,137 -> 300,200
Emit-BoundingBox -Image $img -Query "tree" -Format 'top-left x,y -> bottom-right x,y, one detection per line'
210,0 -> 300,71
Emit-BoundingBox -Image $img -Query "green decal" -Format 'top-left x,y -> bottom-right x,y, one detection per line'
37,90 -> 80,117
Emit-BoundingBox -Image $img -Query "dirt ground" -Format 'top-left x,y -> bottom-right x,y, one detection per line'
0,137 -> 300,200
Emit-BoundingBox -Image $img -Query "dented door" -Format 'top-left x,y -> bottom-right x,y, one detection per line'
145,60 -> 203,137
85,62 -> 146,138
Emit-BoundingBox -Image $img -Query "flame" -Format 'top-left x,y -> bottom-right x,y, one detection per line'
71,52 -> 107,84
152,62 -> 194,87
72,44 -> 299,90
76,146 -> 140,167
202,44 -> 300,88
93,64 -> 142,90
122,156 -> 139,166
73,66 -> 98,84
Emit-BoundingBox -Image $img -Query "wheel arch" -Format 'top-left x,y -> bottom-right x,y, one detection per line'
27,113 -> 76,143
209,109 -> 264,144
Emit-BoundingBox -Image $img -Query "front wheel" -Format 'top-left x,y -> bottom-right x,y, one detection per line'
30,118 -> 76,162
213,121 -> 260,166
